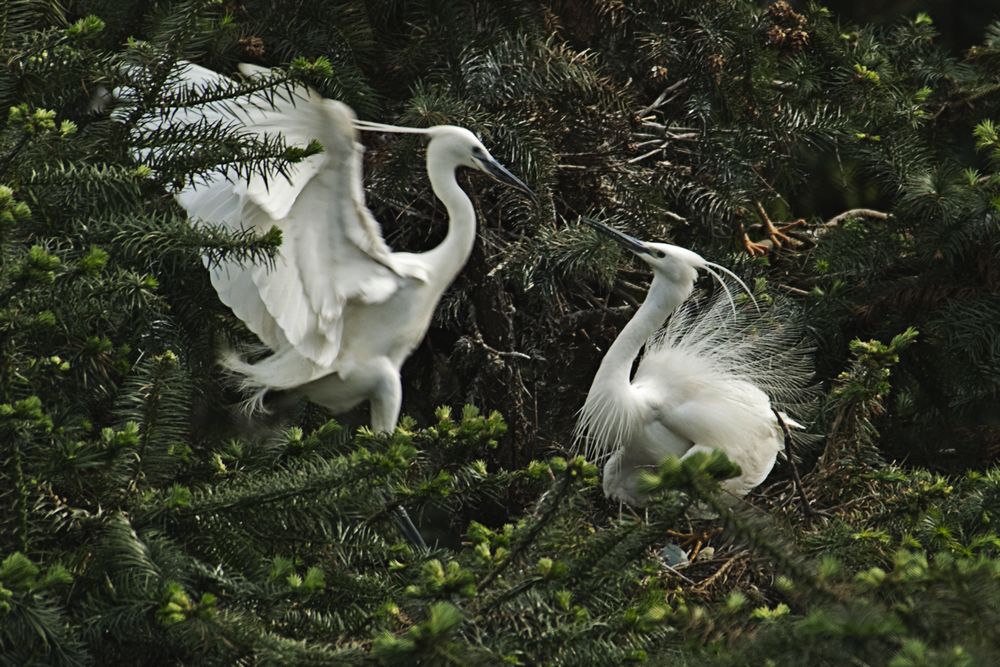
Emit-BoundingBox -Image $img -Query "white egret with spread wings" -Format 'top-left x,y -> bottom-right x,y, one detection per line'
128,62 -> 534,432
574,218 -> 812,507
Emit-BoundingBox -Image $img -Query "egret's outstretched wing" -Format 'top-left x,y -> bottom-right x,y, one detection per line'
134,61 -> 423,367
174,175 -> 291,351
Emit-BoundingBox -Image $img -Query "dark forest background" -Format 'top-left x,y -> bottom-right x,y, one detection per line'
2,1 -> 1000,664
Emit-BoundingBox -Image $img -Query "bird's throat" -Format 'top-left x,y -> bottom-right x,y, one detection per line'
424,156 -> 477,289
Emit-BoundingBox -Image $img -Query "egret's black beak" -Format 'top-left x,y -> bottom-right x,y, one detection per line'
482,157 -> 537,204
581,216 -> 653,256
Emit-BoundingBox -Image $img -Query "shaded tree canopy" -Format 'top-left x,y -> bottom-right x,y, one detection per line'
2,1 -> 1000,664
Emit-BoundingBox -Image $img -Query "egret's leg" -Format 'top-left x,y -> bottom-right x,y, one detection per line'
367,361 -> 426,550
392,506 -> 428,551
370,361 -> 402,434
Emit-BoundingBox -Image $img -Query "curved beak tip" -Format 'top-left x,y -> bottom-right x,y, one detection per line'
581,216 -> 651,256
485,158 -> 537,205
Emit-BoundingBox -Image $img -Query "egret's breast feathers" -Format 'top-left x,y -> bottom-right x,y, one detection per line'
574,385 -> 646,464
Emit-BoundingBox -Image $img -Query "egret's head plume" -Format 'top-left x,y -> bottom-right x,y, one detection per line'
353,120 -> 535,202
351,119 -> 433,135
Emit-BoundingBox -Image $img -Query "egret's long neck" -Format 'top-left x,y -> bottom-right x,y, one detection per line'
594,273 -> 693,390
424,148 -> 476,288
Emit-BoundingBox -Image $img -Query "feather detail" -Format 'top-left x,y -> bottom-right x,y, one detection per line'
650,284 -> 815,415
219,344 -> 330,413
574,383 -> 643,465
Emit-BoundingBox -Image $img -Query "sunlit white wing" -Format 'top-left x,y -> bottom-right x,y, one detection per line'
134,61 -> 425,367
174,178 -> 290,351
637,352 -> 771,448
633,355 -> 781,498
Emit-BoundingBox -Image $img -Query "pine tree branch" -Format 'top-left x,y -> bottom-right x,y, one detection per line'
0,134 -> 29,177
477,474 -> 571,590
822,208 -> 890,228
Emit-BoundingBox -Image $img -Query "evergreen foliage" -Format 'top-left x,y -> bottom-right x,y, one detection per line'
2,0 -> 1000,663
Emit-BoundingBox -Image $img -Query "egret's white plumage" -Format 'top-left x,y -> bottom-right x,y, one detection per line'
574,219 -> 812,507
124,62 -> 533,431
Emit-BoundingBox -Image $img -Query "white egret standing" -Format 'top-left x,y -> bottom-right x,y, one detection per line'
574,218 -> 812,507
126,62 -> 534,432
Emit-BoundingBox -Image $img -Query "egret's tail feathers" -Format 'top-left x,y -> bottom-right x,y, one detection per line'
218,345 -> 271,414
219,344 -> 331,415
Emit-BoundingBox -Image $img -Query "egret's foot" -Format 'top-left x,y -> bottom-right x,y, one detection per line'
749,202 -> 806,253
742,232 -> 770,257
764,217 -> 806,248
666,527 -> 722,561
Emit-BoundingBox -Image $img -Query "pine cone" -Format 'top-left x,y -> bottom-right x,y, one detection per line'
650,64 -> 670,82
767,1 -> 794,22
788,30 -> 810,51
239,36 -> 265,58
707,53 -> 726,84
766,24 -> 787,46
767,1 -> 807,31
